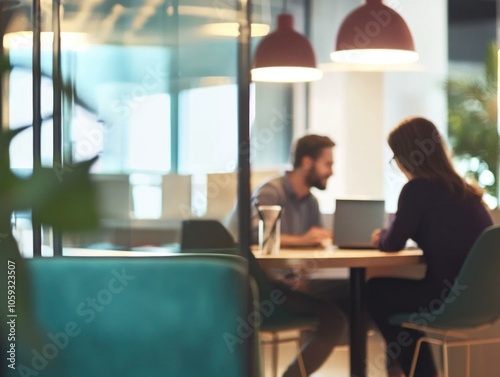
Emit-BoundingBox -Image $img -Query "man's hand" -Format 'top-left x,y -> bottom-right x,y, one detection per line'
281,226 -> 332,247
302,226 -> 332,246
371,229 -> 382,248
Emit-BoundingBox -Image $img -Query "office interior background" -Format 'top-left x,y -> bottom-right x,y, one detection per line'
2,0 -> 500,252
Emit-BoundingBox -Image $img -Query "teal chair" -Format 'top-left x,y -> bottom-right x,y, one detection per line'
389,225 -> 500,377
180,220 -> 318,377
12,255 -> 251,377
246,253 -> 318,377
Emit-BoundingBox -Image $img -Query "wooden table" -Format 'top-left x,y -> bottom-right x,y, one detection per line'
255,247 -> 424,377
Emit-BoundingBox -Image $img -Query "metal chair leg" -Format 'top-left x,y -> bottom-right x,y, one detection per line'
408,337 -> 425,377
262,329 -> 314,377
465,344 -> 471,377
401,322 -> 500,377
271,333 -> 279,377
442,342 -> 449,377
294,339 -> 307,377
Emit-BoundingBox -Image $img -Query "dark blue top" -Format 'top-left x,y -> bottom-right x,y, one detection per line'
378,178 -> 493,286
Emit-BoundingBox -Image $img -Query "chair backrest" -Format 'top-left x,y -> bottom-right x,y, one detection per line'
431,225 -> 500,328
180,219 -> 236,251
180,220 -> 273,297
179,219 -> 317,332
14,255 -> 249,377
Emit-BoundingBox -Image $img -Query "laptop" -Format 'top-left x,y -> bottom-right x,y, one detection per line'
333,199 -> 386,249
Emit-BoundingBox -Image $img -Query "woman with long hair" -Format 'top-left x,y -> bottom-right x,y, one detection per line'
367,117 -> 493,377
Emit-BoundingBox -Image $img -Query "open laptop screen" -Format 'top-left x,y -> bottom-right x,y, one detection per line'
333,199 -> 386,249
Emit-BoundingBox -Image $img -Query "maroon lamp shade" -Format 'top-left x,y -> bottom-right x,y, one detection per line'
331,0 -> 418,64
251,14 -> 322,83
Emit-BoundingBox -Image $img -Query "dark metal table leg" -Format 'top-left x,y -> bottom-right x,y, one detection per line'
350,267 -> 367,377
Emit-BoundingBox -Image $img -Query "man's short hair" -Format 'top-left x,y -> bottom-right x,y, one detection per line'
292,134 -> 336,169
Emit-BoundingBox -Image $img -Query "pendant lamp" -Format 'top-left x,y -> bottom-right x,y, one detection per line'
331,0 -> 418,65
251,13 -> 322,83
191,1 -> 271,38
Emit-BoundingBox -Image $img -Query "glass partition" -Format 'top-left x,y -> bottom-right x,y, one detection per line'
2,0 -> 301,253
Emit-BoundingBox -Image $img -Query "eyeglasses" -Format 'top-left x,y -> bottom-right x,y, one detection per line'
386,155 -> 407,183
388,155 -> 404,176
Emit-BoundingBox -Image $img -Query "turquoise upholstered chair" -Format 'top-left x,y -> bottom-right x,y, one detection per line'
246,252 -> 318,377
181,220 -> 318,377
12,255 -> 251,377
389,225 -> 500,377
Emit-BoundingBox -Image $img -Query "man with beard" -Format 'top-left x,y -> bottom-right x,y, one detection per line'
224,134 -> 347,377
246,134 -> 348,377
250,134 -> 334,247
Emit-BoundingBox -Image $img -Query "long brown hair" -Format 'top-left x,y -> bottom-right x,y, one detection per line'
388,117 -> 483,201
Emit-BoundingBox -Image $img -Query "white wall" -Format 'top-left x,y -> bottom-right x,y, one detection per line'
383,0 -> 448,212
307,0 -> 448,213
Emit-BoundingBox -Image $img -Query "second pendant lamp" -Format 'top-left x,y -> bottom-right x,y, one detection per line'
251,13 -> 322,83
331,0 -> 418,65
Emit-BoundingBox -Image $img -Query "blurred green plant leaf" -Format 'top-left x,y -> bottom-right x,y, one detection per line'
485,42 -> 498,88
0,61 -> 99,351
28,157 -> 100,231
0,127 -> 33,213
446,41 -> 499,198
0,55 -> 10,73
1,127 -> 99,231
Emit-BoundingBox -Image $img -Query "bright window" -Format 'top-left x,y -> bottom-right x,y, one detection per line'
178,85 -> 238,174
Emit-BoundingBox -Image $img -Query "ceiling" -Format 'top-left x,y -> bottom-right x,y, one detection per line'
1,0 -> 497,75
2,0 -> 497,41
449,0 -> 496,23
448,0 -> 496,62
